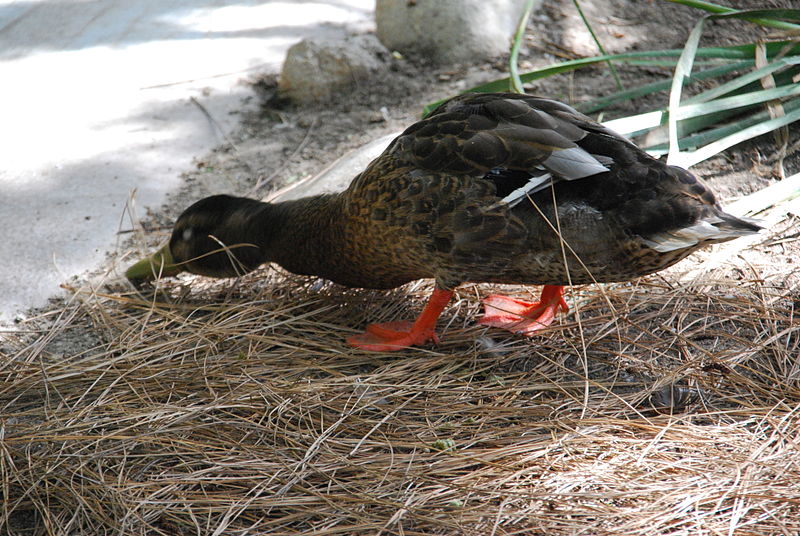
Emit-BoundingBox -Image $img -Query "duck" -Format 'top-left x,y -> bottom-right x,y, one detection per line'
126,92 -> 760,352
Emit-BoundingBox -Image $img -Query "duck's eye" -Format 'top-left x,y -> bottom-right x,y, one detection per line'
181,228 -> 194,242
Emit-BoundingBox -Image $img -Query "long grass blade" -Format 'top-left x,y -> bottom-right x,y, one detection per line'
672,104 -> 800,167
666,8 -> 800,167
678,85 -> 800,120
666,15 -> 706,166
577,61 -> 752,114
683,57 -> 800,105
509,0 -> 537,94
423,41 -> 800,116
666,0 -> 800,31
572,0 -> 624,91
644,97 -> 800,155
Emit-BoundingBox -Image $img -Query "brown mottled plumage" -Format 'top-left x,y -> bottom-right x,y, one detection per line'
126,93 -> 760,351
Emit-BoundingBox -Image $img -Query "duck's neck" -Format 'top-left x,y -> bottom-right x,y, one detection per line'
255,194 -> 348,280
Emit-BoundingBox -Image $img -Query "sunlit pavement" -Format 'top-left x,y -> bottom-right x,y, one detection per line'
0,0 -> 372,324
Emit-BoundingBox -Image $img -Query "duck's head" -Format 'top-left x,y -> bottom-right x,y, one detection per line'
125,195 -> 268,286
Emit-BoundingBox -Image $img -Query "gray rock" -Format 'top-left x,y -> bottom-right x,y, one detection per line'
376,0 -> 532,65
279,33 -> 389,104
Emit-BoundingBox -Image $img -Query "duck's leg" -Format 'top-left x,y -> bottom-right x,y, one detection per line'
348,287 -> 454,352
478,285 -> 568,335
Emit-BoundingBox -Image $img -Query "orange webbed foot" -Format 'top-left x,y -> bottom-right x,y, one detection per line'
348,288 -> 454,352
347,321 -> 439,352
478,285 -> 568,335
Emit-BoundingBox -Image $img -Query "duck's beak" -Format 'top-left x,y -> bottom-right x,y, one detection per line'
125,244 -> 183,286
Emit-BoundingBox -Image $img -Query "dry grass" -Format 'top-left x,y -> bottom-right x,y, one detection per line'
1,242 -> 799,535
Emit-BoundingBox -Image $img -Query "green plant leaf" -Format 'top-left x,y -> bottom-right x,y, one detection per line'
644,97 -> 800,155
666,1 -> 800,30
423,40 -> 800,116
683,57 -> 800,105
572,0 -> 623,90
509,0 -> 537,94
666,11 -> 707,164
577,61 -> 752,114
672,104 -> 800,168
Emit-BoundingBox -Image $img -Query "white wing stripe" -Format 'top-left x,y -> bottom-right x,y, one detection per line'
499,173 -> 552,208
542,146 -> 609,179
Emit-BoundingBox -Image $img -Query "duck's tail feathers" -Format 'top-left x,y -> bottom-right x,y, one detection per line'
642,211 -> 762,253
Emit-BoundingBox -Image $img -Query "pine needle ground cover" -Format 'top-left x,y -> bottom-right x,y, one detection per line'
4,2 -> 800,533
2,229 -> 798,535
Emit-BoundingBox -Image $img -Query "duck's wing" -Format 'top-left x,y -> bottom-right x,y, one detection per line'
392,93 -> 623,207
392,93 -> 760,251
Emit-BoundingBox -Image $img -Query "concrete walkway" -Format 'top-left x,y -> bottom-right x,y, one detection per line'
0,0 -> 372,324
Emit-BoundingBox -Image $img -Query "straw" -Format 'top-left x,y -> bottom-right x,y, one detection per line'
2,229 -> 798,535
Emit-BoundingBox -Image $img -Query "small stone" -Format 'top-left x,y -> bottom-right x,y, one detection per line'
367,107 -> 390,123
279,33 -> 389,104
